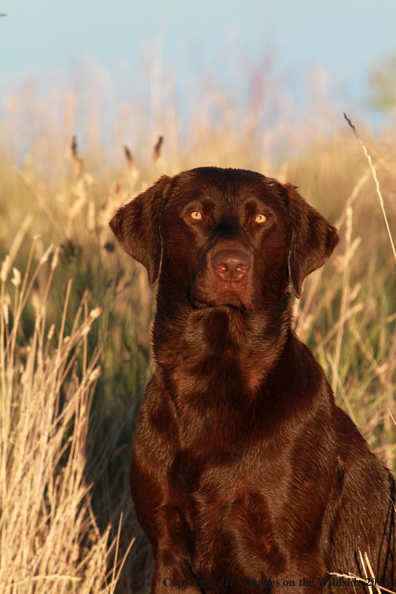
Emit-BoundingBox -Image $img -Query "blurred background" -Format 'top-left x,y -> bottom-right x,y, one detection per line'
1,2 -> 396,593
2,0 -> 396,162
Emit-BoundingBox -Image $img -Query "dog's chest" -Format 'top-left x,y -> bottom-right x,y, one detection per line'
180,458 -> 289,581
167,430 -> 291,561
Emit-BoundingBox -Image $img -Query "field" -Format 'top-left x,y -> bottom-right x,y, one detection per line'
0,77 -> 396,592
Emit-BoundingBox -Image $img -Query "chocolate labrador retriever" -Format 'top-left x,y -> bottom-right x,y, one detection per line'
110,167 -> 395,593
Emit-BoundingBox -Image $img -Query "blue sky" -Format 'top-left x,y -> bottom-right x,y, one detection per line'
0,0 -> 395,129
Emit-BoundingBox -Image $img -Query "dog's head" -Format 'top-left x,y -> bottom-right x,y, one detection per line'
109,167 -> 339,310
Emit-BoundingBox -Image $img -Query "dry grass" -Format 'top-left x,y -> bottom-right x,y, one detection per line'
0,70 -> 395,591
0,238 -> 136,592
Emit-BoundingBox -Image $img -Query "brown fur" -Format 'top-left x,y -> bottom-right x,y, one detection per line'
110,167 -> 395,593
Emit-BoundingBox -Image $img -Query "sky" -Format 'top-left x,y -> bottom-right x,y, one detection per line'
0,0 -> 395,137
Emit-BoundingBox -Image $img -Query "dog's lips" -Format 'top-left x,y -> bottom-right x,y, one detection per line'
191,297 -> 246,311
190,285 -> 248,311
210,293 -> 245,309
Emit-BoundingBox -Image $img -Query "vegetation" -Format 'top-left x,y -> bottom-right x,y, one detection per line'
0,73 -> 395,592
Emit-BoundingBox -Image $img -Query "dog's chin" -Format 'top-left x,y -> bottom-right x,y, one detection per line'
190,292 -> 247,311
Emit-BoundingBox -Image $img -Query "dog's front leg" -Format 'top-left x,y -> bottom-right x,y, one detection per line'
148,504 -> 203,594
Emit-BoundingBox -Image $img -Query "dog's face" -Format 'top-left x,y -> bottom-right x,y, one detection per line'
160,169 -> 295,311
109,167 -> 339,310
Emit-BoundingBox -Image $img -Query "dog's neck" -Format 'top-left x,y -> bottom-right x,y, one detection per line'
152,287 -> 294,399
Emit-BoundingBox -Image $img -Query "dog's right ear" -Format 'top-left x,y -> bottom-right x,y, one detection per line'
109,175 -> 171,288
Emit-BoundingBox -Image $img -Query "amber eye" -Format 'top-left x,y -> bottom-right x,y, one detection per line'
190,211 -> 202,221
255,214 -> 267,224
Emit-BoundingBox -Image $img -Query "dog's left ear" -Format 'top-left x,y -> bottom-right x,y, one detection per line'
283,183 -> 339,299
109,175 -> 171,288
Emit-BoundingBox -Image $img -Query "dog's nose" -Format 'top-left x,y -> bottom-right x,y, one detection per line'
211,249 -> 251,281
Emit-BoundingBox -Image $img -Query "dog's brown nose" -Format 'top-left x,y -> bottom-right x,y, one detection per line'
211,249 -> 251,281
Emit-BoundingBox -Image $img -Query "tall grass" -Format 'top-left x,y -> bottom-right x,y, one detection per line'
0,68 -> 395,591
0,239 -> 128,592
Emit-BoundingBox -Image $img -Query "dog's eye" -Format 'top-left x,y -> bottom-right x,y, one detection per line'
255,214 -> 267,224
190,211 -> 203,221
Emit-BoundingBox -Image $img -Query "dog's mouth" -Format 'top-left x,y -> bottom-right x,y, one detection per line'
190,292 -> 246,311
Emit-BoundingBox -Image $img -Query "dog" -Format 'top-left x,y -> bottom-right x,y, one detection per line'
110,167 -> 395,593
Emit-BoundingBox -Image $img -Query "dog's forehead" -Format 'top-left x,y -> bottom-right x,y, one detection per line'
170,167 -> 286,211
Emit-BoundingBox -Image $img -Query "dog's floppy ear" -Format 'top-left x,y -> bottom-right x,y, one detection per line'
109,175 -> 171,288
283,183 -> 339,299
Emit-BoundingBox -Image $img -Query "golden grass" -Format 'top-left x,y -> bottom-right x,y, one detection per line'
0,75 -> 395,591
0,238 -> 136,592
344,113 -> 396,262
